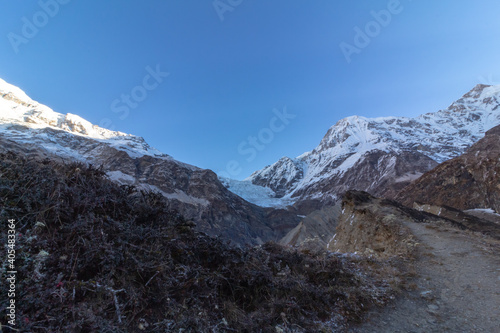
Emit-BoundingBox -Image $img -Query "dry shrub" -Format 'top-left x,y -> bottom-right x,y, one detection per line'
0,152 -> 395,332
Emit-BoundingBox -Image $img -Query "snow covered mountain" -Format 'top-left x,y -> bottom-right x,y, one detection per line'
0,78 -> 170,160
244,84 -> 500,212
0,78 -> 300,246
3,77 -> 500,242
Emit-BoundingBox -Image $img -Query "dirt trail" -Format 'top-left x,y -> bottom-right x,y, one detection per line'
349,221 -> 500,332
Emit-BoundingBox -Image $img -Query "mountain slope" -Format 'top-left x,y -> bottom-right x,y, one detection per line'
245,84 -> 500,211
0,78 -> 300,246
279,203 -> 341,250
396,124 -> 500,213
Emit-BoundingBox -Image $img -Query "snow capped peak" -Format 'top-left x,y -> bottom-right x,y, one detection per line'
245,155 -> 305,199
0,77 -> 171,160
246,84 -> 500,206
1,85 -> 128,140
0,78 -> 35,106
481,84 -> 500,98
462,83 -> 493,100
317,115 -> 378,152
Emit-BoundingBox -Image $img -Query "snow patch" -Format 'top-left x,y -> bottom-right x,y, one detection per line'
162,189 -> 210,207
0,78 -> 35,105
394,172 -> 423,183
480,85 -> 500,99
106,171 -> 136,184
465,208 -> 500,216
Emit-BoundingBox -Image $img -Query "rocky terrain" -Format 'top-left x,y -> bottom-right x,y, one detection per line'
328,191 -> 423,259
346,205 -> 500,333
326,191 -> 500,332
412,203 -> 500,240
245,84 -> 500,212
279,203 -> 341,250
397,124 -> 500,214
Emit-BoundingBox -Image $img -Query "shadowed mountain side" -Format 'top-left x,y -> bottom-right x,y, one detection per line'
396,124 -> 500,214
0,132 -> 300,246
280,203 -> 342,250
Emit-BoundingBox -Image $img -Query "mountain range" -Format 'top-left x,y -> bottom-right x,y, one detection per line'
1,77 -> 500,246
0,78 -> 300,246
239,84 -> 500,213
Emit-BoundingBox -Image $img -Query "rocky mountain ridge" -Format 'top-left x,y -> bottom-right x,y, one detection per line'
245,84 -> 500,211
0,78 -> 300,246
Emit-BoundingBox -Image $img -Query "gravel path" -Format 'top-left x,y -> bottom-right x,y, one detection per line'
348,221 -> 500,333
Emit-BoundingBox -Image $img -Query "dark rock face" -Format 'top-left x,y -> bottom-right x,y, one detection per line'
291,150 -> 438,203
291,199 -> 326,216
396,125 -> 500,214
0,127 -> 300,246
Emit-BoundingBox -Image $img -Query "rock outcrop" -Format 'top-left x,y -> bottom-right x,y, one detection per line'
330,190 -> 500,260
328,191 -> 429,258
412,203 -> 500,240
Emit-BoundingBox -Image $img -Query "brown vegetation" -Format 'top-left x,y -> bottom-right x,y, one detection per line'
0,152 -> 397,332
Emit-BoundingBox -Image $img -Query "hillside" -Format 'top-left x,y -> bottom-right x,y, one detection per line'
0,152 -> 400,332
397,124 -> 500,213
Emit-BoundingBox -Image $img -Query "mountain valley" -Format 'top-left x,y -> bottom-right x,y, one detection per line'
1,77 -> 500,331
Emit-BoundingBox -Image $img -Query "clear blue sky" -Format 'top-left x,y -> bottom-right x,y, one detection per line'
1,1 -> 500,179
